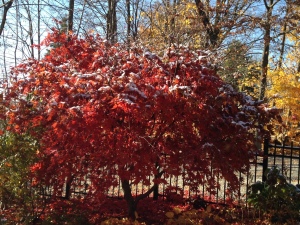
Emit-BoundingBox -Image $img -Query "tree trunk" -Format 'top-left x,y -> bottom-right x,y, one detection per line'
13,0 -> 19,67
259,26 -> 270,100
170,0 -> 176,32
37,0 -> 41,60
64,176 -> 74,200
126,0 -> 130,45
259,0 -> 273,100
194,0 -> 220,48
24,0 -> 34,58
153,184 -> 159,200
278,1 -> 290,70
121,178 -> 162,219
107,0 -> 117,43
121,180 -> 138,219
0,0 -> 14,37
68,0 -> 75,33
277,22 -> 286,69
76,0 -> 86,36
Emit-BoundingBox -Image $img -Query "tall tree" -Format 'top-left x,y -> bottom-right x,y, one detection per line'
259,0 -> 280,100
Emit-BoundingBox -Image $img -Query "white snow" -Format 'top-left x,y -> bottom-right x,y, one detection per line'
126,82 -> 147,98
231,121 -> 249,129
169,84 -> 191,94
201,143 -> 215,150
63,83 -> 70,89
49,100 -> 58,106
69,106 -> 81,111
98,86 -> 111,91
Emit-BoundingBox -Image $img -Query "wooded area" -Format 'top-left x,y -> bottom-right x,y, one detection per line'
0,1 -> 299,130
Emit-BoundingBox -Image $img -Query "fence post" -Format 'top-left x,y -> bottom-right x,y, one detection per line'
262,139 -> 269,182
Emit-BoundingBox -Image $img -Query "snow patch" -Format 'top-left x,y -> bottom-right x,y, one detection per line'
98,86 -> 111,92
169,84 -> 191,95
126,82 -> 147,98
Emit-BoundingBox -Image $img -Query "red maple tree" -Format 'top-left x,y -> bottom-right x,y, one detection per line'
2,30 -> 279,219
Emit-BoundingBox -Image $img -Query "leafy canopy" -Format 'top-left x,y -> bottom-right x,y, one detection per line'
266,69 -> 300,144
3,30 -> 278,212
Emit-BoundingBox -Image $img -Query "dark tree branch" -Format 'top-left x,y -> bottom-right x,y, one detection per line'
0,0 -> 13,37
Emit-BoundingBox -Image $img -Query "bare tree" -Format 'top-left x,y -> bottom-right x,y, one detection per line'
259,0 -> 278,100
194,0 -> 255,49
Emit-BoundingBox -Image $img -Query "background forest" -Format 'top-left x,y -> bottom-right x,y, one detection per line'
0,0 -> 300,143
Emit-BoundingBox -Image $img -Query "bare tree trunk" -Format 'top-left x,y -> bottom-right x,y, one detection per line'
259,27 -> 270,100
37,0 -> 41,60
170,0 -> 176,32
277,22 -> 286,69
107,0 -> 117,43
131,0 -> 139,40
126,0 -> 130,45
121,170 -> 164,219
14,0 -> 19,66
64,176 -> 74,200
194,0 -> 219,48
76,0 -> 86,36
2,30 -> 7,78
68,0 -> 75,32
259,0 -> 275,100
122,180 -> 137,220
24,0 -> 34,58
0,0 -> 14,37
278,1 -> 290,70
163,0 -> 169,44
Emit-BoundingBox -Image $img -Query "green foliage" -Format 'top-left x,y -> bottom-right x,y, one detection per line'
248,166 -> 300,223
219,40 -> 260,98
0,120 -> 41,224
41,199 -> 91,225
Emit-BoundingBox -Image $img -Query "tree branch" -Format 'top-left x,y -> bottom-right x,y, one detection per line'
0,0 -> 13,37
136,170 -> 164,201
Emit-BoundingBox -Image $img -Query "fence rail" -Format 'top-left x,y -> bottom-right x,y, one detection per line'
262,139 -> 300,184
37,139 -> 300,206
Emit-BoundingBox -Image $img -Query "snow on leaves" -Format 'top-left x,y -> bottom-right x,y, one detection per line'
2,30 -> 280,204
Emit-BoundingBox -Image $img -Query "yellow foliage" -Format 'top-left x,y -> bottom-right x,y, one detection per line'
134,211 -> 138,219
100,218 -> 145,225
137,0 -> 205,53
166,211 -> 175,219
173,207 -> 182,215
206,205 -> 212,213
266,69 -> 300,143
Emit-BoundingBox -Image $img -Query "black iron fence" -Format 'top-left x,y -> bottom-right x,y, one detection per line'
38,139 -> 300,206
262,139 -> 300,184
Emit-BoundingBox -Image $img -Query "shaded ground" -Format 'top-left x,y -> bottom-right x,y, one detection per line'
37,197 -> 294,225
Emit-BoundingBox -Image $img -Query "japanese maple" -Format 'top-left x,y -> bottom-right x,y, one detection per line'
2,30 -> 279,219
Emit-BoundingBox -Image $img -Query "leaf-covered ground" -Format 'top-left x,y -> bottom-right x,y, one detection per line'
38,197 -> 293,225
